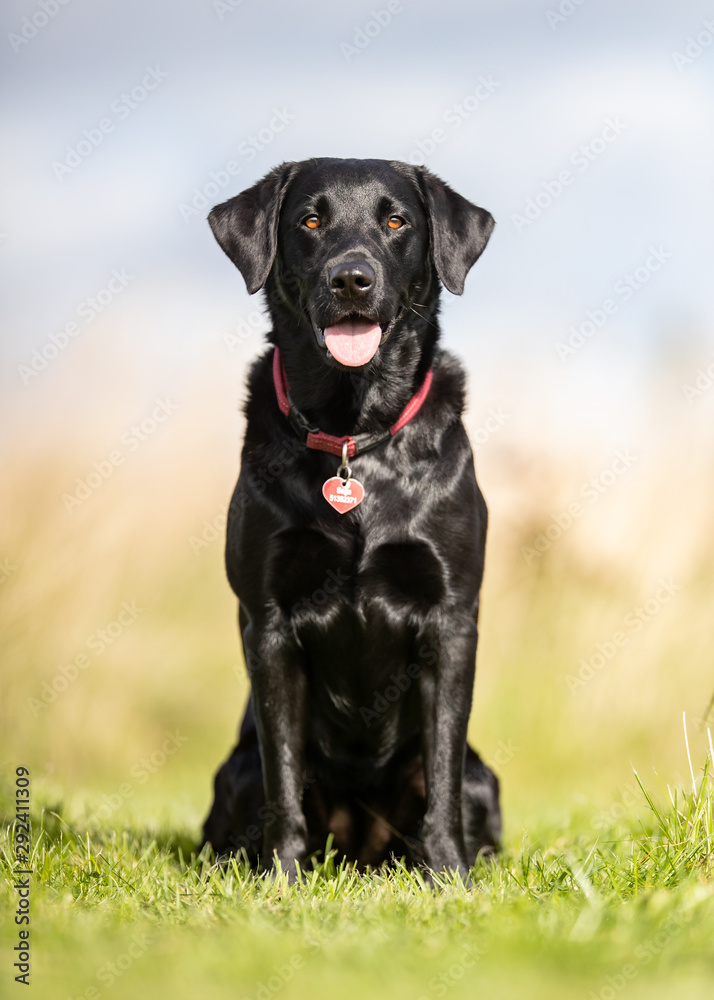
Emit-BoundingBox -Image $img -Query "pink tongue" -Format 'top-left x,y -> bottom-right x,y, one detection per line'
324,319 -> 382,367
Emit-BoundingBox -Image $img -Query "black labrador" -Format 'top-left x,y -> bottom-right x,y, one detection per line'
202,157 -> 501,879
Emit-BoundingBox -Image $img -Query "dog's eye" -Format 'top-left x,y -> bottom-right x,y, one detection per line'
387,216 -> 405,230
303,215 -> 321,229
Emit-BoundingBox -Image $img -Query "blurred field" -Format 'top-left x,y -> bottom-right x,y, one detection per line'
2,343 -> 714,998
2,349 -> 713,828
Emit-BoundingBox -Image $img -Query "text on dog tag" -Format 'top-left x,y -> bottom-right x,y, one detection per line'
322,476 -> 364,513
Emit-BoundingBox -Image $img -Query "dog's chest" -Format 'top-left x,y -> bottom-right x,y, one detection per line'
268,521 -> 443,705
268,514 -> 446,620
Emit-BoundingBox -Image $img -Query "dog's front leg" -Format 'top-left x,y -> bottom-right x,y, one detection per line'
243,623 -> 308,878
419,622 -> 478,879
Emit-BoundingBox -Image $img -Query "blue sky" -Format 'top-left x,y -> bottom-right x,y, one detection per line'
1,0 -> 713,445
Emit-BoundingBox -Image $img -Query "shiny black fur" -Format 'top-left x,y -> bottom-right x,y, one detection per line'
202,158 -> 501,878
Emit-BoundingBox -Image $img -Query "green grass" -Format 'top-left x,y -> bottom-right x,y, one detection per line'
2,760 -> 713,1000
3,402 -> 714,997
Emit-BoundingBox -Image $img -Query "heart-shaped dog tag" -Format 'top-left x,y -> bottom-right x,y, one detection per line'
322,476 -> 365,514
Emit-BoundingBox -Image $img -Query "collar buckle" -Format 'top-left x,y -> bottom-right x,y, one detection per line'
287,402 -> 319,442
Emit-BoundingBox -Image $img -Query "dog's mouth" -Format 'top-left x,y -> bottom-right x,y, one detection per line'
310,311 -> 402,368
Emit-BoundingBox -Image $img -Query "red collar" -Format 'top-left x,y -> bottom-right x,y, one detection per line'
272,348 -> 433,459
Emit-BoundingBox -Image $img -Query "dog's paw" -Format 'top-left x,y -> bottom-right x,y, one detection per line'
419,860 -> 473,890
261,841 -> 307,885
421,834 -> 472,886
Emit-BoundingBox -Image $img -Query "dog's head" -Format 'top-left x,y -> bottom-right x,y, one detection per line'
208,158 -> 494,370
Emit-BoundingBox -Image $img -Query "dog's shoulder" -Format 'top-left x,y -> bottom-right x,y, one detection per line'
427,347 -> 468,422
243,348 -> 274,411
241,348 -> 285,438
408,348 -> 470,457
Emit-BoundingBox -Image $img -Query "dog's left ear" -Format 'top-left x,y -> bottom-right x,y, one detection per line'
413,167 -> 495,295
208,162 -> 297,294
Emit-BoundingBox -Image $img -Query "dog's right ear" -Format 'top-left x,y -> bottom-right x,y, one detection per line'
208,162 -> 297,294
409,166 -> 495,296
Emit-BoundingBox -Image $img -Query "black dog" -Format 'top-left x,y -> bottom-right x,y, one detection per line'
203,158 -> 501,878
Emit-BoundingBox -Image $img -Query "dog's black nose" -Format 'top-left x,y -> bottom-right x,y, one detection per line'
329,261 -> 375,298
